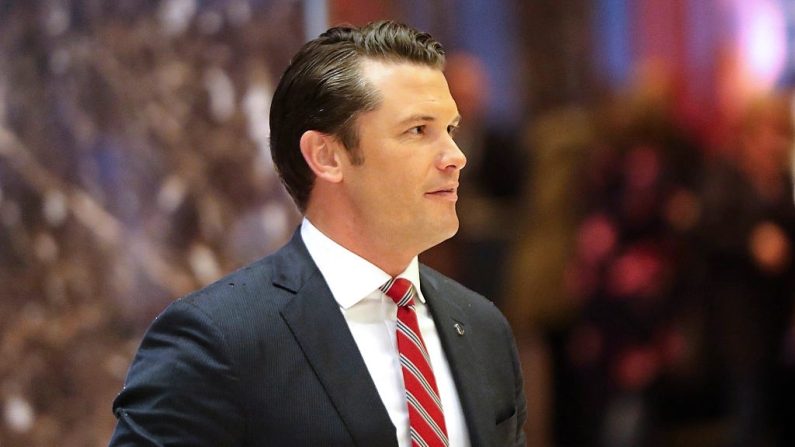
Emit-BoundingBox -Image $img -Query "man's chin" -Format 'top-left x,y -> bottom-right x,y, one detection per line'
429,220 -> 460,246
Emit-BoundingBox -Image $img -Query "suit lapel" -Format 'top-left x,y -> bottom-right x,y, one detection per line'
275,232 -> 397,447
420,267 -> 495,447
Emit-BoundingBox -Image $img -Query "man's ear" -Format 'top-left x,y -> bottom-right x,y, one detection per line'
300,130 -> 343,183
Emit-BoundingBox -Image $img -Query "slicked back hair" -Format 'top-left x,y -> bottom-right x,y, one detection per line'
269,20 -> 446,212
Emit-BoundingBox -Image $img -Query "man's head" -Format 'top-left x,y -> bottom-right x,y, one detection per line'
269,21 -> 447,212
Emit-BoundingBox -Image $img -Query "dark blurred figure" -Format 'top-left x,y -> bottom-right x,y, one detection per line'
693,94 -> 795,447
565,73 -> 704,447
504,106 -> 595,447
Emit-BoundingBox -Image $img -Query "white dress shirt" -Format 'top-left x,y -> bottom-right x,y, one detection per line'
301,219 -> 471,447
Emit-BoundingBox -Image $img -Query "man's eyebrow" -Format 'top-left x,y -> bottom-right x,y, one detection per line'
397,114 -> 462,126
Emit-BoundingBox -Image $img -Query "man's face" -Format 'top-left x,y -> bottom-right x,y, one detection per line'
339,59 -> 466,256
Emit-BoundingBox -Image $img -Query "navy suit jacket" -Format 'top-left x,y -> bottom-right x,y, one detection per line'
109,230 -> 526,446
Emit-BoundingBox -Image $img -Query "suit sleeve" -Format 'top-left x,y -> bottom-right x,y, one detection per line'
109,300 -> 244,446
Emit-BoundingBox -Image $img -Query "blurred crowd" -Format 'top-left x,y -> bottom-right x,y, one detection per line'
501,69 -> 795,445
0,1 -> 301,445
1,1 -> 794,447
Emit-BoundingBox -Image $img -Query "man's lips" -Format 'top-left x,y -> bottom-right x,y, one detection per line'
425,184 -> 459,200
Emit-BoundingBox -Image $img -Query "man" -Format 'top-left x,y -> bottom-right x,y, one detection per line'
109,21 -> 526,447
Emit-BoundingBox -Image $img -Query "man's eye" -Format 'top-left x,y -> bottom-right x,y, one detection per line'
408,125 -> 426,135
447,125 -> 460,137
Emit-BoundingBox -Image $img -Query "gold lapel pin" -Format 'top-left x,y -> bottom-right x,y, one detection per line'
454,323 -> 465,336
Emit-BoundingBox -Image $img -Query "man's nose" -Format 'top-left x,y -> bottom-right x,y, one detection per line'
440,137 -> 467,171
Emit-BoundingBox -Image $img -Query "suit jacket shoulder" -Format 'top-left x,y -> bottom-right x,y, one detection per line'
110,231 -> 398,447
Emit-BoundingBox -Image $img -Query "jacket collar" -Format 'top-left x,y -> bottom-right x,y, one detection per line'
420,265 -> 495,447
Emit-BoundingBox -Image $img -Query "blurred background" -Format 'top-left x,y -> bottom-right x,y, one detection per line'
1,0 -> 794,445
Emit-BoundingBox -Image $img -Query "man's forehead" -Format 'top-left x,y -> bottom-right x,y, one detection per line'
359,59 -> 457,118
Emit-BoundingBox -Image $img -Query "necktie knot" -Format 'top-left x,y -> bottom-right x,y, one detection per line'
380,277 -> 416,307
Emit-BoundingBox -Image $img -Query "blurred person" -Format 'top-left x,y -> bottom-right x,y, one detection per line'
505,59 -> 707,446
503,106 -> 596,447
109,21 -> 526,447
561,104 -> 704,447
694,94 -> 795,447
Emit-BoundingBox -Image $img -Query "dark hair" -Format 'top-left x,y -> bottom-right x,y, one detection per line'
269,20 -> 446,212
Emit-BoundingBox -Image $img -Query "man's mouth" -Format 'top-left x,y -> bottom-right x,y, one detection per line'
425,184 -> 459,200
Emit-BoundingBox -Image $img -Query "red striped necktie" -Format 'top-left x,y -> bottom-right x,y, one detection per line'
381,277 -> 449,447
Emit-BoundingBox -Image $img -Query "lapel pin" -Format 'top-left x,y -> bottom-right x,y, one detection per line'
454,323 -> 465,336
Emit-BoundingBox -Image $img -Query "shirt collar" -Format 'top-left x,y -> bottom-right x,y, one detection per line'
300,218 -> 424,309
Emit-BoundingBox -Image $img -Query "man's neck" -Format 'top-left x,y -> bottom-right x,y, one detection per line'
303,213 -> 416,277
